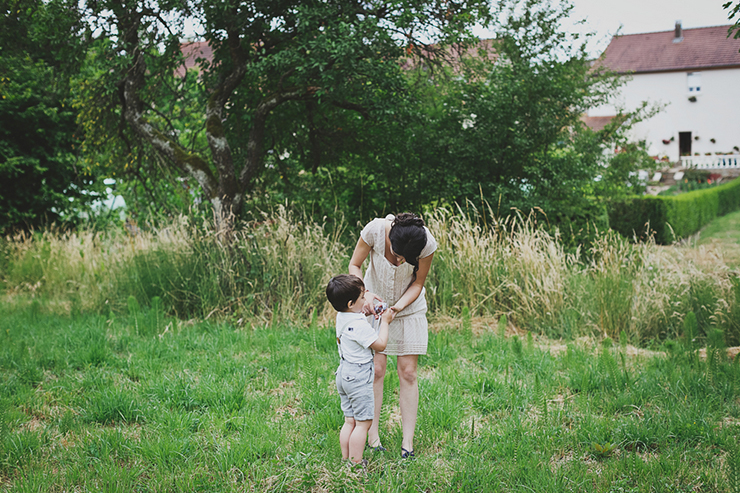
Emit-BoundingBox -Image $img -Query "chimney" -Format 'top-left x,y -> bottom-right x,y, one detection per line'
673,20 -> 683,43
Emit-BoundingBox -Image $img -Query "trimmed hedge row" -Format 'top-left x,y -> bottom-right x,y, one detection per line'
609,177 -> 740,244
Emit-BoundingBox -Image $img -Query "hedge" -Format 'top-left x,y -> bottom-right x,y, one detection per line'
609,177 -> 740,244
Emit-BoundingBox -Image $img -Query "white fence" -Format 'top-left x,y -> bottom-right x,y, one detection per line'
680,155 -> 740,170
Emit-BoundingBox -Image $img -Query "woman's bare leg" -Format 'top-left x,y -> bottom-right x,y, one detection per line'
367,352 -> 387,448
397,354 -> 419,452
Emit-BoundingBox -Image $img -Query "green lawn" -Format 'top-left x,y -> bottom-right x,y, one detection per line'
697,209 -> 740,266
1,299 -> 739,492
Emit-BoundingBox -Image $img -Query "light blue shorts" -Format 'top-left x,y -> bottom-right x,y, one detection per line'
336,360 -> 374,421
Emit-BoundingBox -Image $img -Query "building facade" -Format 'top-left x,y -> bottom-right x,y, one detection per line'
588,23 -> 740,165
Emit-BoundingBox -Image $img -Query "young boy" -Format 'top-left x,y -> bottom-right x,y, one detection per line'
326,274 -> 394,466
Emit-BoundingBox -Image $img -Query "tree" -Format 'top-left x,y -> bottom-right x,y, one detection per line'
75,0 -> 491,230
0,0 -> 99,233
726,1 -> 740,45
364,0 -> 656,232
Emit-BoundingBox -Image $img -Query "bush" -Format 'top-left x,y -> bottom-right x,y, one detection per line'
607,196 -> 669,243
609,177 -> 740,244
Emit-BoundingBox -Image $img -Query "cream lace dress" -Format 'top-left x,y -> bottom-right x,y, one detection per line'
360,214 -> 437,355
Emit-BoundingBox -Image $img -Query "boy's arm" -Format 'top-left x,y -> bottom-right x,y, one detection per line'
369,308 -> 396,351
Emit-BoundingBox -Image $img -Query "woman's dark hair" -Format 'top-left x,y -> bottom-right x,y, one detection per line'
326,274 -> 365,312
389,212 -> 427,284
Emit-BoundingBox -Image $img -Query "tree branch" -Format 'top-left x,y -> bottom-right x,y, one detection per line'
331,100 -> 371,120
238,87 -> 318,190
117,7 -> 218,200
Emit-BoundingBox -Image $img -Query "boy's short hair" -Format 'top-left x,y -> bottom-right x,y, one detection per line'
326,274 -> 365,312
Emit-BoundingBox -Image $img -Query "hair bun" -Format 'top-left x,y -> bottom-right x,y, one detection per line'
393,212 -> 425,228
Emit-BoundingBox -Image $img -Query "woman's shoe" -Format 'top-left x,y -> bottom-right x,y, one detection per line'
367,442 -> 386,452
401,448 -> 415,459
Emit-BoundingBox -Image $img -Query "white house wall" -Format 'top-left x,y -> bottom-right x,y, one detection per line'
588,68 -> 740,162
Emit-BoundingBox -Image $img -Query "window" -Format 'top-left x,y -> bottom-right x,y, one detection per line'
687,72 -> 701,93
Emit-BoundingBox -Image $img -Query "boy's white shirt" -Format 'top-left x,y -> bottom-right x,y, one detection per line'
335,312 -> 378,364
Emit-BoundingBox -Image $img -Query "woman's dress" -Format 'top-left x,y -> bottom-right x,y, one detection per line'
360,215 -> 437,355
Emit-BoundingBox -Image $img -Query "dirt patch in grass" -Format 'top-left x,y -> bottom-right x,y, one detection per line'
549,449 -> 575,472
431,316 -> 672,362
429,315 -> 522,337
269,380 -> 295,396
383,405 -> 403,432
544,339 -> 664,359
274,399 -> 302,421
719,416 -> 740,428
21,417 -> 45,432
698,346 -> 740,360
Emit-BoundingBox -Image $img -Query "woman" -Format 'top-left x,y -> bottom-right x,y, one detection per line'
348,212 -> 437,459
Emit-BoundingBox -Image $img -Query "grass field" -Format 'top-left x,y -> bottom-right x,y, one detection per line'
1,298 -> 739,492
697,209 -> 740,267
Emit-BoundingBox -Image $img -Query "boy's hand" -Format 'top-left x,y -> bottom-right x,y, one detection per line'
363,291 -> 383,317
381,307 -> 397,324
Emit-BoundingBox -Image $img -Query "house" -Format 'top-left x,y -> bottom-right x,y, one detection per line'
587,22 -> 740,170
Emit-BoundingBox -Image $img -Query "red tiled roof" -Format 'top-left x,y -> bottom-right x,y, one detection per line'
581,115 -> 615,132
597,25 -> 740,74
176,41 -> 213,77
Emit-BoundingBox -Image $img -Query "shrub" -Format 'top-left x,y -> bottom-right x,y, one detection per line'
608,196 -> 670,243
609,177 -> 740,244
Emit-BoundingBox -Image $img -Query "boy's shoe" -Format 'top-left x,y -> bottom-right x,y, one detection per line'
401,448 -> 415,459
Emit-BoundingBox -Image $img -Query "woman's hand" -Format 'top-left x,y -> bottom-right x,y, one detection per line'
363,291 -> 383,317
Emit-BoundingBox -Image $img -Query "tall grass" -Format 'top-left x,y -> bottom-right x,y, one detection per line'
425,205 -> 738,344
1,205 -> 738,344
1,206 -> 347,325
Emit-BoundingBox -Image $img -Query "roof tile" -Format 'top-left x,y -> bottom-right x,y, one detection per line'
597,25 -> 740,74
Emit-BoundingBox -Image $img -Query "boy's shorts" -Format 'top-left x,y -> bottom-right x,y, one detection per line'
335,360 -> 374,421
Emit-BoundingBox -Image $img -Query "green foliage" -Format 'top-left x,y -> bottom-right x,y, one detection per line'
684,311 -> 698,348
0,0 -> 102,233
724,277 -> 740,346
591,441 -> 616,458
726,1 -> 740,44
729,442 -> 740,493
609,177 -> 740,244
718,177 -> 740,216
84,389 -> 145,425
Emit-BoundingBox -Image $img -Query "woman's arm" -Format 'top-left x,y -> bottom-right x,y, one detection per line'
393,253 -> 434,312
348,237 -> 382,314
348,237 -> 371,280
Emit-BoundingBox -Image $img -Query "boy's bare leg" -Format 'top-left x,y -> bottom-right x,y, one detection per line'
349,419 -> 372,463
397,355 -> 419,453
367,352 -> 387,448
340,417 -> 355,460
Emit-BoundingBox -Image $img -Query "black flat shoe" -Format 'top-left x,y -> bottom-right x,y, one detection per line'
401,448 -> 414,459
367,443 -> 387,452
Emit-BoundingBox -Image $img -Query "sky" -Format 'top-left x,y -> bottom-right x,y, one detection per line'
475,0 -> 735,57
